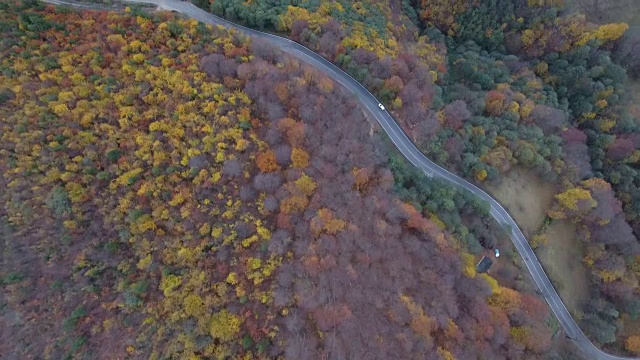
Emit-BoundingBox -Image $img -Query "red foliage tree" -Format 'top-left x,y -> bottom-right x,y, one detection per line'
606,136 -> 635,161
443,100 -> 471,130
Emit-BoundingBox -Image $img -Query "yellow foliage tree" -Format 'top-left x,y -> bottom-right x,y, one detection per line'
291,147 -> 310,169
314,208 -> 346,235
209,310 -> 241,342
295,173 -> 317,196
488,286 -> 521,314
325,218 -> 346,234
475,169 -> 487,182
510,326 -> 531,346
554,187 -> 596,211
183,294 -> 203,317
530,233 -> 548,249
278,6 -> 312,31
461,253 -> 477,278
480,273 -> 500,294
198,223 -> 210,237
399,294 -> 435,342
0,8 -> 290,359
437,347 -> 456,360
280,195 -> 309,214
626,335 -> 640,355
578,23 -> 629,46
160,274 -> 182,296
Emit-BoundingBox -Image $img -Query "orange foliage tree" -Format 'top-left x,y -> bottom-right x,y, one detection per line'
626,335 -> 640,355
256,150 -> 280,172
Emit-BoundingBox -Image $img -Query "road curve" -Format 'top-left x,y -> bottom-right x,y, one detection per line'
41,0 -> 639,358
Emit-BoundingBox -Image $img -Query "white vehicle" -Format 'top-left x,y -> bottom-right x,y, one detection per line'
494,248 -> 500,258
378,103 -> 385,111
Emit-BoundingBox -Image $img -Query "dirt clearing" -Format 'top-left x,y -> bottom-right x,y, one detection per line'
484,167 -> 590,315
484,167 -> 556,237
536,220 -> 590,315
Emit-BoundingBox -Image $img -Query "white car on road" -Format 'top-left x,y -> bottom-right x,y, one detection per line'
378,103 -> 385,111
494,248 -> 500,258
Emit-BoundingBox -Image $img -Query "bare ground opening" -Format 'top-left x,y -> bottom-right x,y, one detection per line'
484,167 -> 591,319
484,167 -> 556,237
536,220 -> 590,315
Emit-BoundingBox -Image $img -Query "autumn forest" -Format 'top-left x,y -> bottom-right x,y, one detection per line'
1,0 -> 640,359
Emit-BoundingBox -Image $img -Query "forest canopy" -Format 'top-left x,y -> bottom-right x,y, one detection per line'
0,1 -> 574,359
200,0 -> 640,355
2,0 -> 640,357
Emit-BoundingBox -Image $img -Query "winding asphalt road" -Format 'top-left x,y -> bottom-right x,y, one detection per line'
41,0 -> 640,358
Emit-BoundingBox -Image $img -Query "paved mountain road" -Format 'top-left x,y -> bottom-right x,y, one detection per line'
41,0 -> 640,358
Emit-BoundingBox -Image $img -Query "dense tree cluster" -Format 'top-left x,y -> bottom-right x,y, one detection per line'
0,2 -> 570,359
197,0 -> 640,353
389,152 -> 497,253
0,3 -> 286,358
422,1 -> 639,352
423,1 -> 640,345
417,1 -> 640,350
206,0 -> 448,141
242,37 -> 557,359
